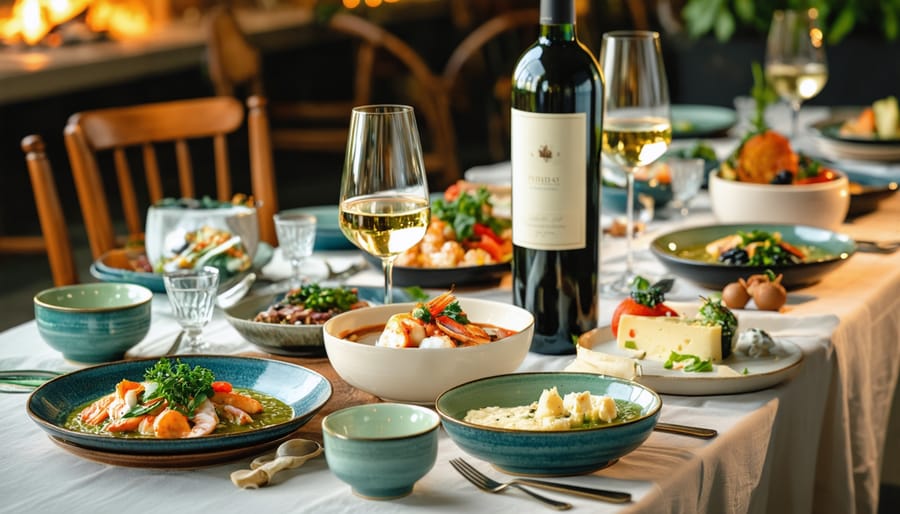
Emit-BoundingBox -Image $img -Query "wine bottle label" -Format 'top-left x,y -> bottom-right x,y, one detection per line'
510,108 -> 587,250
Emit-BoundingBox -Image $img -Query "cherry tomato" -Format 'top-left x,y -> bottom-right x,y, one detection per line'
611,298 -> 678,337
473,223 -> 503,244
795,168 -> 839,184
444,183 -> 461,201
211,381 -> 233,393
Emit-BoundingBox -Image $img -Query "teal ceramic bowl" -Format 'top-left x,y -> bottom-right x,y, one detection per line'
33,283 -> 153,363
436,372 -> 661,476
322,403 -> 440,500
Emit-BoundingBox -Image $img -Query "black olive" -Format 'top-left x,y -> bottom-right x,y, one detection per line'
718,248 -> 749,265
770,170 -> 794,185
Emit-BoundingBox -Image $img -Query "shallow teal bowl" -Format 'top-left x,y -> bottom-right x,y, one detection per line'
322,403 -> 440,500
33,283 -> 153,363
436,372 -> 661,476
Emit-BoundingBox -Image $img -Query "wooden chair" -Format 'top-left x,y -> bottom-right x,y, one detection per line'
204,5 -> 372,154
1,135 -> 79,286
204,8 -> 459,188
442,8 -> 539,163
63,95 -> 278,261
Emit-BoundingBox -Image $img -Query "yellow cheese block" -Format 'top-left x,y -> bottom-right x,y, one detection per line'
616,314 -> 724,362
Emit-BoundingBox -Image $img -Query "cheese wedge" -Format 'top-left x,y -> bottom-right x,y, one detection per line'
616,314 -> 724,363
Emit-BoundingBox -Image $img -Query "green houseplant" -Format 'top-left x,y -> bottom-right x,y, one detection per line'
682,0 -> 900,44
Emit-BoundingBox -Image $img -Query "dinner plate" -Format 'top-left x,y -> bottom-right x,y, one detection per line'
845,171 -> 900,217
224,286 -> 412,357
27,356 -> 332,457
363,254 -> 510,288
671,104 -> 737,139
810,116 -> 900,161
650,223 -> 856,290
282,205 -> 355,250
578,326 -> 804,396
90,243 -> 274,293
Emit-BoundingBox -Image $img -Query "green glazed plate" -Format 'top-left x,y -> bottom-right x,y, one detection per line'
671,105 -> 737,139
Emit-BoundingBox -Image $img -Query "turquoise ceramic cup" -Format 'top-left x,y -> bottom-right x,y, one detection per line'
322,403 -> 440,500
34,283 -> 153,363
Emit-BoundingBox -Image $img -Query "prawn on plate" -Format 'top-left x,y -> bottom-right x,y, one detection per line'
76,376 -> 263,439
377,290 -> 515,349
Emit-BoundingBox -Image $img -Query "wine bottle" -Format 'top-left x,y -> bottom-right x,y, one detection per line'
510,0 -> 602,355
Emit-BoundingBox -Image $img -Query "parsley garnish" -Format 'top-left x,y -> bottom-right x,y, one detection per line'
663,351 -> 714,373
285,284 -> 359,312
432,187 -> 508,240
141,358 -> 215,416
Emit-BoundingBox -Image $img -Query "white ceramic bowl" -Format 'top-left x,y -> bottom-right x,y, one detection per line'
708,170 -> 850,230
323,298 -> 534,404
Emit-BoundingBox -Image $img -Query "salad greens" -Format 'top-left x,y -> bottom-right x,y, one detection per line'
138,358 -> 215,417
664,351 -> 714,373
285,284 -> 360,313
432,187 -> 508,241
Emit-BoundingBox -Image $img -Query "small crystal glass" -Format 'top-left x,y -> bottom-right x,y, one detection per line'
274,212 -> 317,289
163,266 -> 220,353
667,158 -> 705,216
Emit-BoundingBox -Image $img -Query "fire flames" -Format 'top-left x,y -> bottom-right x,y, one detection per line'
0,0 -> 152,46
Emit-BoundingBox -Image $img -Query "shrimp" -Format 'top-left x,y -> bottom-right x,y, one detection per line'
434,315 -> 491,346
79,393 -> 114,426
218,404 -> 253,425
153,409 -> 192,438
211,391 -> 263,414
188,399 -> 219,438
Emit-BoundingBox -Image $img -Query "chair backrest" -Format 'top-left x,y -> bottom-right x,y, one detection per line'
442,8 -> 540,163
64,95 -> 278,260
19,135 -> 79,286
328,13 -> 460,187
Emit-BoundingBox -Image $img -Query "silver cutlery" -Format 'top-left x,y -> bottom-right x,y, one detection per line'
654,422 -> 718,439
164,330 -> 185,355
217,272 -> 257,309
450,458 -> 572,510
856,239 -> 900,254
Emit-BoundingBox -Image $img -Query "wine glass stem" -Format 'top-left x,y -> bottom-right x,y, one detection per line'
790,100 -> 802,139
624,169 -> 635,276
290,257 -> 305,289
183,328 -> 203,352
381,257 -> 396,305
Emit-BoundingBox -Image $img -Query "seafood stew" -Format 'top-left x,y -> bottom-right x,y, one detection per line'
65,358 -> 292,439
340,291 -> 517,348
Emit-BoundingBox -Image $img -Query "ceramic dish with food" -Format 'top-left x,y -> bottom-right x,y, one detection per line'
811,97 -> 900,161
27,356 -> 331,457
323,293 -> 533,404
91,244 -> 273,294
224,285 -> 409,356
435,372 -> 660,476
844,170 -> 900,218
650,223 -> 855,290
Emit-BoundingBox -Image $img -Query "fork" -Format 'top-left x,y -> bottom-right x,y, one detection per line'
450,458 -> 572,510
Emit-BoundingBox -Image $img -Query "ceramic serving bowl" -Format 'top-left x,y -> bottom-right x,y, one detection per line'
322,297 -> 534,404
708,170 -> 850,230
322,403 -> 440,500
34,283 -> 153,363
144,203 -> 259,269
436,372 -> 661,476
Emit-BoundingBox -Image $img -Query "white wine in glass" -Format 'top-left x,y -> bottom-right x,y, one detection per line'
600,31 -> 672,294
339,105 -> 430,304
765,9 -> 828,138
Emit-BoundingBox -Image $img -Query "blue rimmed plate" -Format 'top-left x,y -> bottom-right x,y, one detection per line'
650,223 -> 856,290
671,105 -> 737,139
27,356 -> 332,460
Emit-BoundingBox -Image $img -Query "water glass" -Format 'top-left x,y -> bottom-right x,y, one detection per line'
274,213 -> 317,289
163,266 -> 220,353
668,158 -> 705,216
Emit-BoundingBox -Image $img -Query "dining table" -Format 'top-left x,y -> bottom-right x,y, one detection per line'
2,104 -> 899,514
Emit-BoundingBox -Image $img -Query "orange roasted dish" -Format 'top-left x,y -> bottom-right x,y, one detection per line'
720,130 -> 840,185
396,183 -> 512,268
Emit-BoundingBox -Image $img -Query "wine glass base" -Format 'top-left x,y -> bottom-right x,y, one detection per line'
600,270 -> 669,297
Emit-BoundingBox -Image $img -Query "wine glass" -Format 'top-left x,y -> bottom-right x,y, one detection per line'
667,158 -> 705,217
765,8 -> 828,138
163,266 -> 219,353
339,105 -> 430,304
599,31 -> 672,294
274,212 -> 317,289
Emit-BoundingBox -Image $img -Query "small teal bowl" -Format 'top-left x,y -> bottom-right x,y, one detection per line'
34,283 -> 153,363
436,372 -> 661,476
322,403 -> 440,500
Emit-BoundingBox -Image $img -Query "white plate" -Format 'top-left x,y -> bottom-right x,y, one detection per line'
577,326 -> 804,396
811,117 -> 900,162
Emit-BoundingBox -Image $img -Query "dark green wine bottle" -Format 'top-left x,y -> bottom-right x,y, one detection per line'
510,0 -> 602,354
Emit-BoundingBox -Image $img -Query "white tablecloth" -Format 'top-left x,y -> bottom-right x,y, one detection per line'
2,106 -> 899,514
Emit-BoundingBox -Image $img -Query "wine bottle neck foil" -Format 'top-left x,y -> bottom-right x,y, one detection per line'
540,0 -> 575,26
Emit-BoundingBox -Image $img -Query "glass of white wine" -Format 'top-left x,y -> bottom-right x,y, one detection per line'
600,31 -> 672,294
765,8 -> 828,138
339,105 -> 430,304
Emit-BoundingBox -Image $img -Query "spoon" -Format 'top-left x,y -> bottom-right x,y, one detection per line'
654,422 -> 718,439
230,438 -> 323,489
217,272 -> 257,309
